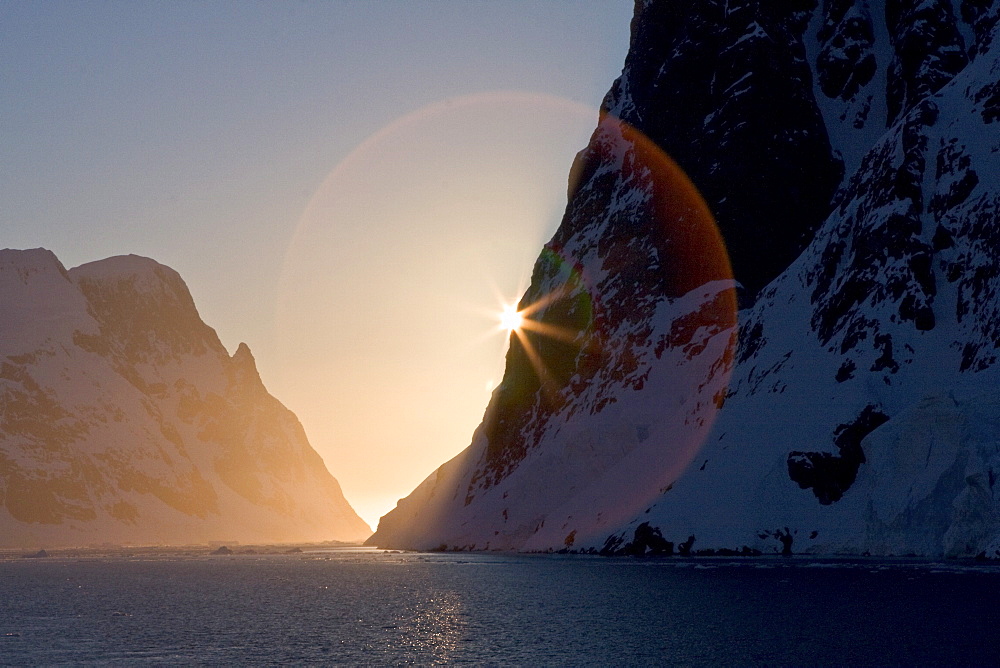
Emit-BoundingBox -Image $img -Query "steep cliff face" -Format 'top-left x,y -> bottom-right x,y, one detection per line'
617,22 -> 1000,558
602,0 -> 844,299
0,249 -> 370,547
369,0 -> 1000,558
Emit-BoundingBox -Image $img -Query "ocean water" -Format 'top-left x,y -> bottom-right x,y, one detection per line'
2,547 -> 1000,666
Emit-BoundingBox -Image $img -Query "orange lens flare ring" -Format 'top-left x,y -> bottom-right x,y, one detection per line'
501,113 -> 738,544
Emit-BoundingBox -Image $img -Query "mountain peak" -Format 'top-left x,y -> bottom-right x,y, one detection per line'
68,255 -> 222,365
233,341 -> 254,362
0,250 -> 371,547
0,247 -> 71,285
0,246 -> 65,269
230,341 -> 263,388
70,254 -> 186,296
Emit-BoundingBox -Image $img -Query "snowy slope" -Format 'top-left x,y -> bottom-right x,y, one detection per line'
0,249 -> 370,548
607,27 -> 1000,558
369,0 -> 1000,558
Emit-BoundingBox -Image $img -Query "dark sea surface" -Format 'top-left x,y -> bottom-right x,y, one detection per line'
2,547 -> 1000,666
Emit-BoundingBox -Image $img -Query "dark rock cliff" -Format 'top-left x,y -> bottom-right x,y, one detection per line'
603,0 -> 843,299
369,0 -> 1000,557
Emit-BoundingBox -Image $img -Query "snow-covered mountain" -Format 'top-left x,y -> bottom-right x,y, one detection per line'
369,0 -> 1000,558
0,249 -> 370,548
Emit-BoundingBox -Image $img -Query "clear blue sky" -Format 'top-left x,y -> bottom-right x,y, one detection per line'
1,0 -> 635,527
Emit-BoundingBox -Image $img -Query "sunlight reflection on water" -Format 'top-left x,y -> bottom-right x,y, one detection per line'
2,548 -> 1000,665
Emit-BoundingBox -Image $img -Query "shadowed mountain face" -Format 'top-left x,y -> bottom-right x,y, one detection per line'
602,0 -> 844,299
0,249 -> 370,547
370,0 -> 1000,558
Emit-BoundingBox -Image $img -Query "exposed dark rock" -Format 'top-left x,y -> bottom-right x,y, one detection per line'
788,405 -> 890,504
631,523 -> 673,556
961,0 -> 1000,56
975,81 -> 1000,123
777,528 -> 794,556
600,533 -> 625,556
758,528 -> 795,555
677,535 -> 696,557
817,0 -> 877,101
738,322 -> 765,364
809,97 -> 944,351
835,359 -> 856,382
871,334 -> 900,373
885,0 -> 969,126
600,522 -> 674,556
603,0 -> 842,298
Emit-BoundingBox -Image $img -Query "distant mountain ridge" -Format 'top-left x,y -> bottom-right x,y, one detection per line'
0,248 -> 370,547
368,0 -> 1000,557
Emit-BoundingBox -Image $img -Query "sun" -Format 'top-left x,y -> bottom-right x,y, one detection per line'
499,303 -> 524,333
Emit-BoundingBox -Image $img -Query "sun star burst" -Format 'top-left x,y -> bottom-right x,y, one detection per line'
499,303 -> 524,333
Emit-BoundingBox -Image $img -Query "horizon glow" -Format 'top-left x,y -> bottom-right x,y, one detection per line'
0,2 -> 635,531
273,91 -> 602,527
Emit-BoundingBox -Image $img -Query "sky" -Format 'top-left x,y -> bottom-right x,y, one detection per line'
0,0 -> 635,529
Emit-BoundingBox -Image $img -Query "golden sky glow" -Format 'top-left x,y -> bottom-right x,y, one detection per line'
271,92 -> 599,526
1,3 -> 635,531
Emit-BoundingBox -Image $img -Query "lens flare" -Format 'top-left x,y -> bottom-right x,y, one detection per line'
498,304 -> 523,333
274,90 -> 599,524
480,111 -> 738,551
